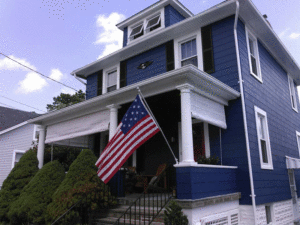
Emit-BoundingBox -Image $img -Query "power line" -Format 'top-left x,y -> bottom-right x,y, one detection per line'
0,95 -> 47,113
0,52 -> 78,91
0,101 -> 18,110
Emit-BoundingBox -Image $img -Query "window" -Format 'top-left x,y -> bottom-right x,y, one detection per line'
103,65 -> 120,94
127,10 -> 164,43
181,38 -> 198,67
246,28 -> 262,82
201,25 -> 214,73
33,125 -> 40,142
12,150 -> 26,168
296,131 -> 300,157
265,205 -> 273,224
254,106 -> 273,169
288,75 -> 298,111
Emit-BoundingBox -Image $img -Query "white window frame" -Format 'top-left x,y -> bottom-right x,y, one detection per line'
254,106 -> 273,170
288,75 -> 298,112
12,150 -> 26,169
174,30 -> 203,70
102,64 -> 120,94
33,125 -> 41,142
246,27 -> 262,83
127,9 -> 164,44
296,131 -> 300,157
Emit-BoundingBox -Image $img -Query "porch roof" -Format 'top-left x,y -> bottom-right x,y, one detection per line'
28,65 -> 240,126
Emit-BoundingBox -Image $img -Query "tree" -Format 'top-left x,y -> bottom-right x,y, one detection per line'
46,90 -> 85,111
0,149 -> 39,223
8,160 -> 65,225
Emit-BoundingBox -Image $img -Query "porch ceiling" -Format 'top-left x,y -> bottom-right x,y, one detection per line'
28,65 -> 240,126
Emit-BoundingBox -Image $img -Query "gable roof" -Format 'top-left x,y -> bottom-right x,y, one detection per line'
0,106 -> 40,131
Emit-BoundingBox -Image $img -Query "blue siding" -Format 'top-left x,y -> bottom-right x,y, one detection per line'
239,19 -> 300,204
86,73 -> 98,100
126,44 -> 166,85
210,16 -> 240,92
123,27 -> 128,47
176,167 -> 238,199
164,5 -> 185,27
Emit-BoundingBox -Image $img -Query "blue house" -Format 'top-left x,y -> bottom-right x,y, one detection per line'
29,0 -> 300,224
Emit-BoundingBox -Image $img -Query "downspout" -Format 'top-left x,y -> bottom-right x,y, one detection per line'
233,1 -> 257,224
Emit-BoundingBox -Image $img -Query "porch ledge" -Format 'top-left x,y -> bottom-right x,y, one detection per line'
176,192 -> 241,209
174,163 -> 238,169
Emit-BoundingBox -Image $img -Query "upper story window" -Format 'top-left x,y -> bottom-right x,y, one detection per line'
102,65 -> 120,94
181,38 -> 197,67
254,106 -> 273,170
201,25 -> 214,74
288,75 -> 298,112
127,9 -> 164,44
296,131 -> 300,157
246,28 -> 262,82
107,70 -> 117,92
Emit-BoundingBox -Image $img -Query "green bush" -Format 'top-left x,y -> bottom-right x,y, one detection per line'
8,160 -> 65,225
47,149 -> 116,224
0,149 -> 39,223
164,201 -> 188,225
197,155 -> 219,165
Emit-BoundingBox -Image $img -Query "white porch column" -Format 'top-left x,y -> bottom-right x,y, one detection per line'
107,104 -> 121,140
37,125 -> 46,169
177,84 -> 197,165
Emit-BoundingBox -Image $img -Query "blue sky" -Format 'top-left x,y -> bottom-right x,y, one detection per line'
0,0 -> 299,114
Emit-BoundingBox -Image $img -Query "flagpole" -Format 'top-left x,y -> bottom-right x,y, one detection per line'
137,87 -> 179,164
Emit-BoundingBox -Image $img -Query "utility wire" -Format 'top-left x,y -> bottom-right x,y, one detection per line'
0,95 -> 47,113
0,101 -> 18,110
0,52 -> 78,91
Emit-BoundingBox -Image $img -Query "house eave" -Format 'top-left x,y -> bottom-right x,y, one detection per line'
0,121 -> 28,136
30,65 -> 240,126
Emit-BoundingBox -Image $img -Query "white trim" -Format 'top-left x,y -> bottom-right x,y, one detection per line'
33,124 -> 42,142
0,121 -> 28,136
11,150 -> 26,169
102,64 -> 120,94
246,27 -> 262,83
264,203 -> 274,225
127,9 -> 165,45
297,131 -> 300,158
254,106 -> 273,170
288,75 -> 298,112
174,30 -> 203,70
174,163 -> 237,169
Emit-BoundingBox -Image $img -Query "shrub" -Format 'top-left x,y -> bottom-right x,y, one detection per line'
0,149 -> 39,223
197,155 -> 219,165
8,160 -> 65,225
47,149 -> 116,224
164,201 -> 188,225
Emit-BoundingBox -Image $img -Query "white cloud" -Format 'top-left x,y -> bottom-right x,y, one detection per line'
0,55 -> 36,71
289,33 -> 300,39
95,12 -> 126,59
16,72 -> 47,94
279,28 -> 290,38
60,87 -> 76,95
49,68 -> 63,81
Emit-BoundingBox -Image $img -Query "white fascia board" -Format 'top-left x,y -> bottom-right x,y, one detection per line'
239,0 -> 300,85
116,0 -> 193,30
0,121 -> 28,136
71,0 -> 236,77
30,66 -> 240,126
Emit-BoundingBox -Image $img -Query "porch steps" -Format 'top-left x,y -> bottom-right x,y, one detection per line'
94,198 -> 169,225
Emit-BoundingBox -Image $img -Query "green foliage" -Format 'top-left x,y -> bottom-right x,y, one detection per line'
8,160 -> 65,225
164,201 -> 188,225
44,145 -> 82,171
197,155 -> 219,165
0,149 -> 39,222
47,149 -> 116,224
46,90 -> 85,111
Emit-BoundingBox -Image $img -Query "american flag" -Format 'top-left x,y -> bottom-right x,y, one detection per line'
95,94 -> 160,184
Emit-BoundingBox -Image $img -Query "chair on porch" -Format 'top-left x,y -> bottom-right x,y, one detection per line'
135,163 -> 167,193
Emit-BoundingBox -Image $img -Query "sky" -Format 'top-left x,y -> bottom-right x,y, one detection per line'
0,0 -> 300,114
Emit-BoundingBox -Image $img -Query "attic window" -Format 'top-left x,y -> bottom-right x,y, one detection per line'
129,24 -> 144,40
146,15 -> 161,32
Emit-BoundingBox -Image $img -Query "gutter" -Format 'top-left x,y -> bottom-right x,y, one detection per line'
233,0 -> 257,224
73,74 -> 87,85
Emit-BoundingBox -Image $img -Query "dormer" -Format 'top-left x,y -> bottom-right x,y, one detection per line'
117,0 -> 193,47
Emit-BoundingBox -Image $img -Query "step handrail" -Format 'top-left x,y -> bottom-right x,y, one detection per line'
113,164 -> 175,225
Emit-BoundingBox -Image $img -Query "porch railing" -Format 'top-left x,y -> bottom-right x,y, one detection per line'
51,183 -> 116,225
113,165 -> 176,225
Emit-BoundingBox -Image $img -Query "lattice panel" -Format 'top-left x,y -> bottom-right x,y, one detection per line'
273,200 -> 293,225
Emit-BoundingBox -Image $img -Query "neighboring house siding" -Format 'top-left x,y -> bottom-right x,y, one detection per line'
123,27 -> 128,47
0,124 -> 34,188
239,19 -> 300,205
164,5 -> 185,27
86,73 -> 98,100
126,44 -> 167,85
210,16 -> 240,92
